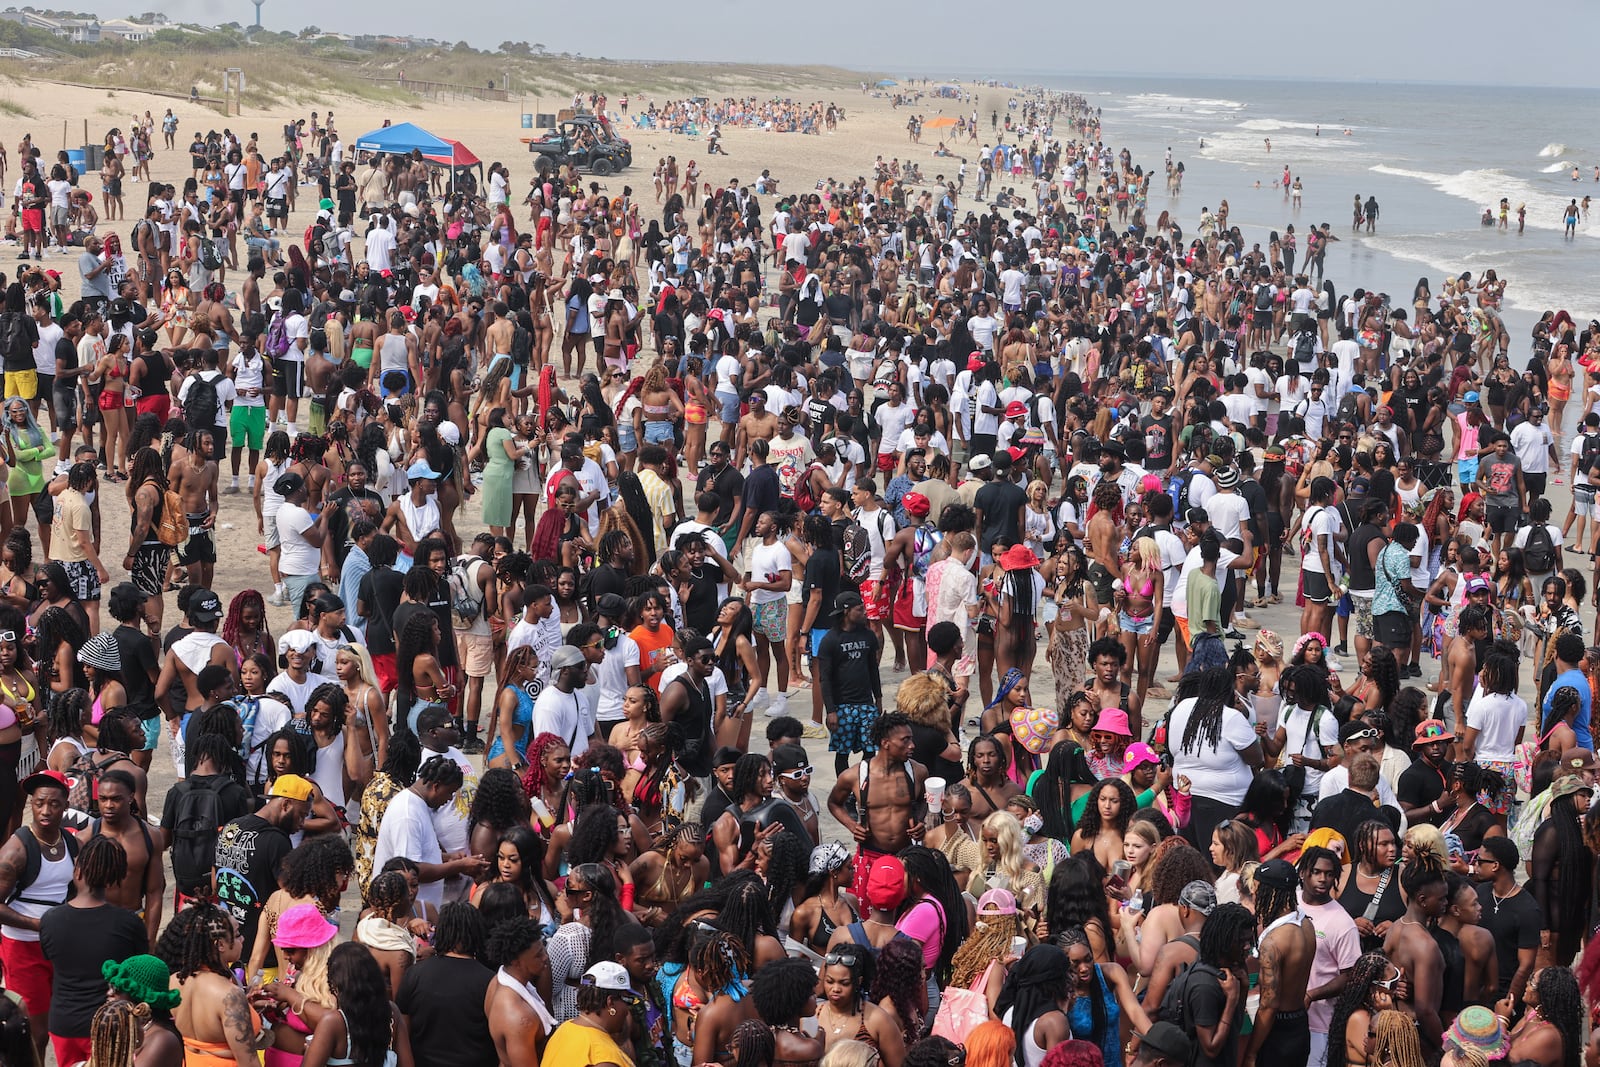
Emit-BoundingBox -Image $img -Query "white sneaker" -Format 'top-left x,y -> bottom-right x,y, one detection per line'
765,691 -> 789,717
1326,657 -> 1343,673
267,590 -> 290,607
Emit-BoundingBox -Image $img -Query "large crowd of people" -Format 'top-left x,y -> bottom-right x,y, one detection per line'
0,80 -> 1587,1067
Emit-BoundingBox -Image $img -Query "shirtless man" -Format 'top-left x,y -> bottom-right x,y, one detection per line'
1435,601 -> 1490,732
77,768 -> 163,945
169,430 -> 220,591
484,302 -> 516,387
1139,880 -> 1214,1011
706,753 -> 786,878
240,256 -> 264,321
1085,480 -> 1123,627
154,589 -> 236,736
825,711 -> 926,903
1244,859 -> 1317,1067
734,404 -> 779,470
1382,858 -> 1449,1049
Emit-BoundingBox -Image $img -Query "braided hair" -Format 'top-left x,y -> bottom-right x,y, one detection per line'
729,1020 -> 774,1067
1536,965 -> 1583,1067
1327,953 -> 1395,1067
900,845 -> 967,975
1178,666 -> 1234,755
432,902 -> 487,964
155,902 -> 234,981
1373,1010 -> 1425,1067
687,927 -> 749,998
77,835 -> 128,892
86,999 -> 147,1067
1197,902 -> 1255,971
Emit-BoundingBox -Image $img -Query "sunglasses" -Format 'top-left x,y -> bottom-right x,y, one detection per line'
1374,970 -> 1403,991
0,630 -> 16,643
780,766 -> 814,779
824,949 -> 863,968
1346,728 -> 1380,742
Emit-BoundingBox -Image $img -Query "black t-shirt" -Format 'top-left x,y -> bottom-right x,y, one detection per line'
1159,962 -> 1238,1067
393,600 -> 458,671
1310,788 -> 1400,847
40,903 -> 148,1037
818,625 -> 879,706
395,955 -> 496,1067
682,565 -> 722,634
1141,414 -> 1174,470
1475,883 -> 1541,998
910,722 -> 964,784
741,465 -> 781,522
113,623 -> 161,718
973,479 -> 1028,553
1396,759 -> 1453,824
357,567 -> 405,654
696,464 -> 744,527
213,814 -> 293,969
53,336 -> 77,389
801,548 -> 841,631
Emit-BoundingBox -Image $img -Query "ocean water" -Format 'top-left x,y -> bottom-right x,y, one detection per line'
1001,75 -> 1600,343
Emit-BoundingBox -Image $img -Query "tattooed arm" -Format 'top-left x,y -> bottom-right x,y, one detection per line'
1243,931 -> 1282,1067
0,836 -> 37,930
223,984 -> 265,1067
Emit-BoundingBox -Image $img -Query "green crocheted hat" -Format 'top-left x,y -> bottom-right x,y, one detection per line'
102,955 -> 182,1012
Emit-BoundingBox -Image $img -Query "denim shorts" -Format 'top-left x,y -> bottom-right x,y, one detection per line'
1119,610 -> 1155,635
617,423 -> 637,453
717,393 -> 740,423
643,420 -> 675,445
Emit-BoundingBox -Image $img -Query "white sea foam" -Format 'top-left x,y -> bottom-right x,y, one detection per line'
1370,163 -> 1592,238
1238,118 -> 1329,133
1364,236 -> 1595,319
1538,142 -> 1569,158
1124,93 -> 1247,114
1542,161 -> 1579,174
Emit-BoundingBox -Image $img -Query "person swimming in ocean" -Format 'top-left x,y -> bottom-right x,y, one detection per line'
1566,199 -> 1580,237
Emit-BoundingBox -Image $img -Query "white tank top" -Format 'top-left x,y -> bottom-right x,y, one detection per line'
2,837 -> 74,942
399,494 -> 440,543
312,733 -> 347,812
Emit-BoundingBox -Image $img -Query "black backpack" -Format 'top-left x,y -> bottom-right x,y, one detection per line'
1293,330 -> 1317,363
1525,523 -> 1557,574
1335,389 -> 1361,428
1254,284 -> 1273,312
1580,431 -> 1600,481
186,372 -> 220,431
168,776 -> 227,895
199,239 -> 223,272
0,313 -> 29,362
1157,959 -> 1223,1065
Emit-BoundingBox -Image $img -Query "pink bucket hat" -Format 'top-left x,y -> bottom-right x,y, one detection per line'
1092,708 -> 1133,737
1122,741 -> 1161,772
273,904 -> 338,950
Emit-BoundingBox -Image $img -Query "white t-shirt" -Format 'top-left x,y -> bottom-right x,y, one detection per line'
1206,491 -> 1251,542
875,402 -> 916,455
594,635 -> 641,724
1464,689 -> 1528,764
1166,697 -> 1259,805
374,787 -> 446,909
973,380 -> 1000,435
968,314 -> 998,351
243,696 -> 293,782
282,313 -> 309,364
1299,504 -> 1343,575
713,354 -> 741,399
1511,523 -> 1562,574
531,684 -> 591,759
1279,704 -> 1341,798
1171,542 -> 1239,618
1222,392 -> 1255,427
1510,420 -> 1552,475
33,322 -> 61,377
748,541 -> 793,605
276,503 -> 319,576
230,351 -> 267,406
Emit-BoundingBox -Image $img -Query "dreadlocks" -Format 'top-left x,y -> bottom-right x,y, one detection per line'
433,902 -> 487,963
1536,965 -> 1584,1067
1197,902 -> 1255,971
1252,876 -> 1299,930
729,1020 -> 774,1067
155,902 -> 234,981
1178,666 -> 1234,755
221,590 -> 267,651
688,928 -> 749,998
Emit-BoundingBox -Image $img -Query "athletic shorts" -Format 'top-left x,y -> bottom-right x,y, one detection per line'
809,628 -> 827,657
51,386 -> 75,431
892,576 -> 926,632
273,360 -> 305,398
1525,472 -> 1547,500
1350,592 -> 1375,639
131,543 -> 170,597
229,404 -> 267,450
1086,561 -> 1116,607
61,558 -> 100,601
1575,484 -> 1597,518
372,652 -> 397,693
1303,570 -> 1335,604
456,631 -> 493,679
752,598 -> 787,643
861,578 -> 891,622
178,516 -> 215,565
1486,504 -> 1520,535
1374,610 -> 1411,647
29,492 -> 50,526
4,369 -> 36,401
0,937 -> 52,1017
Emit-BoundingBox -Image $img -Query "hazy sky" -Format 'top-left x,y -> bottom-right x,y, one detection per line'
115,0 -> 1600,88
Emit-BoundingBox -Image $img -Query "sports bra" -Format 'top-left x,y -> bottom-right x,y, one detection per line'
809,898 -> 858,952
0,673 -> 28,732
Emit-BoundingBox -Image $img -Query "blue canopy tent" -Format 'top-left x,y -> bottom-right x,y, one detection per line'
353,121 -> 482,193
875,79 -> 897,87
353,121 -> 453,156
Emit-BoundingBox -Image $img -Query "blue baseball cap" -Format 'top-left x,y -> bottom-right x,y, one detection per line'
406,460 -> 443,481
1464,390 -> 1480,404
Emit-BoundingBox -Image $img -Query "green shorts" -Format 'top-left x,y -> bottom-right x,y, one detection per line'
229,404 -> 266,449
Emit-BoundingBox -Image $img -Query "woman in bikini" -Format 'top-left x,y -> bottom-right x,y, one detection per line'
96,333 -> 133,479
335,644 -> 387,772
817,946 -> 906,1065
1114,536 -> 1163,714
628,822 -> 708,927
0,629 -> 36,831
790,843 -> 859,955
681,354 -> 711,476
166,904 -> 264,1067
636,363 -> 683,449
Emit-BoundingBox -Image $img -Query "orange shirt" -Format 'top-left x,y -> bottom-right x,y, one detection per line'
630,623 -> 676,694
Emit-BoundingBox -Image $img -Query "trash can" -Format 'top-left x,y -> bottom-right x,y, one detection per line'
79,144 -> 103,169
65,149 -> 86,174
521,113 -> 533,129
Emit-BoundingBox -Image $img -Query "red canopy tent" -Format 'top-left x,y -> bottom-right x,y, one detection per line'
422,139 -> 483,194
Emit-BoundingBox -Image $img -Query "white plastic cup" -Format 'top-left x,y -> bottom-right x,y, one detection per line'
925,776 -> 947,808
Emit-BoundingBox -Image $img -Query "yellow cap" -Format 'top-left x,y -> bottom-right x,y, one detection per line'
267,774 -> 315,802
